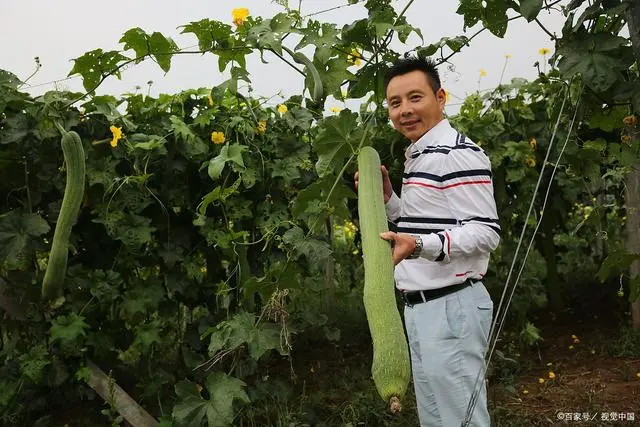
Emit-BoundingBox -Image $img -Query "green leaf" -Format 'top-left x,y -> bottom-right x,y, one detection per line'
68,49 -> 129,92
247,19 -> 282,55
283,106 -> 314,131
215,39 -> 251,73
282,226 -> 332,268
149,32 -> 179,72
0,69 -> 22,89
588,106 -> 627,132
85,95 -> 122,121
19,345 -> 50,384
50,313 -> 89,347
172,373 -> 249,427
92,211 -> 155,250
293,177 -> 356,224
180,19 -> 232,51
204,311 -> 283,360
318,57 -> 355,100
557,32 -> 633,93
417,36 -> 470,59
394,17 -> 423,43
198,178 -> 242,215
86,156 -> 119,188
456,0 -> 509,37
297,20 -> 341,55
482,0 -> 510,38
456,0 -> 483,30
340,19 -> 370,48
312,110 -> 361,177
0,71 -> 29,114
120,29 -> 178,72
119,320 -> 163,365
519,0 -> 543,21
596,250 -> 640,282
0,211 -> 50,270
0,380 -> 19,407
170,115 -> 196,142
0,114 -> 32,144
119,28 -> 150,59
347,64 -> 378,99
170,115 -> 209,157
119,284 -> 165,323
130,134 -> 168,154
208,144 -> 247,180
271,157 -> 301,182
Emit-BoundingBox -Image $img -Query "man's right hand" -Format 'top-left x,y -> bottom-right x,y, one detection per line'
354,165 -> 393,203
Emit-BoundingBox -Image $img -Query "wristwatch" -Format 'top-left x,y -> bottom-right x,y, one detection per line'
407,235 -> 423,259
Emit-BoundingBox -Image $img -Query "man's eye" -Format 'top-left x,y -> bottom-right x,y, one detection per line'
411,95 -> 422,101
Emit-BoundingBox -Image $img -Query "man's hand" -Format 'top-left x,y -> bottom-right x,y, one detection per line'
354,165 -> 393,203
380,232 -> 417,265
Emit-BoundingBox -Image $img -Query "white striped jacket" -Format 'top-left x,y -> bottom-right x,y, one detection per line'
385,119 -> 501,291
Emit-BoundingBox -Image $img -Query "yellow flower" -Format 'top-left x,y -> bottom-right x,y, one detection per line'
525,157 -> 536,168
109,125 -> 123,148
479,68 -> 487,77
211,131 -> 225,145
538,378 -> 545,384
529,137 -> 537,150
538,47 -> 551,55
257,120 -> 267,135
207,94 -> 213,106
347,48 -> 362,66
621,134 -> 633,145
200,266 -> 207,273
504,54 -> 512,59
330,107 -> 341,114
277,104 -> 288,114
232,8 -> 249,26
548,371 -> 556,379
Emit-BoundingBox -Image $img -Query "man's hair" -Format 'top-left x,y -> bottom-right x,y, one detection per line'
383,56 -> 441,95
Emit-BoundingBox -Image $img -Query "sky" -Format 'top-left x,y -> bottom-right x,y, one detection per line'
2,0 -> 567,114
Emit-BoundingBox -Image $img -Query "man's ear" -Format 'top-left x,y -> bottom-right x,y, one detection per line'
436,87 -> 447,106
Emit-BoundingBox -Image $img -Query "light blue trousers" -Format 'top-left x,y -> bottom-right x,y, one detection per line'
403,281 -> 493,427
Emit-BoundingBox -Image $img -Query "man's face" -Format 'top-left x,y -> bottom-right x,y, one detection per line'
386,70 -> 446,143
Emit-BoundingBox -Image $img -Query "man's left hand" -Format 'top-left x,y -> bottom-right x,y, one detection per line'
379,232 -> 417,265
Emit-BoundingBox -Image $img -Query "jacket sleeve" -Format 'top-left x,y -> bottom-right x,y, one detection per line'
384,191 -> 402,223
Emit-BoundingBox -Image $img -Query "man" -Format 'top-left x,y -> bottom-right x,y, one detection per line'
356,56 -> 500,426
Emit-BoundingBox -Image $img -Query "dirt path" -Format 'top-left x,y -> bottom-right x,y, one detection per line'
489,309 -> 640,426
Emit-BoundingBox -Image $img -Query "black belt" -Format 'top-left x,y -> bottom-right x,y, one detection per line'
400,278 -> 476,307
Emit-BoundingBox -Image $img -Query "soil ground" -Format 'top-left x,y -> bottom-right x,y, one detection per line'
262,303 -> 640,426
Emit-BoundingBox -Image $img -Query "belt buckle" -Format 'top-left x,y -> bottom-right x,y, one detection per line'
401,291 -> 413,307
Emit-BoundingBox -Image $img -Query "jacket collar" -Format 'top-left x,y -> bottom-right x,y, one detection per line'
405,118 -> 452,158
